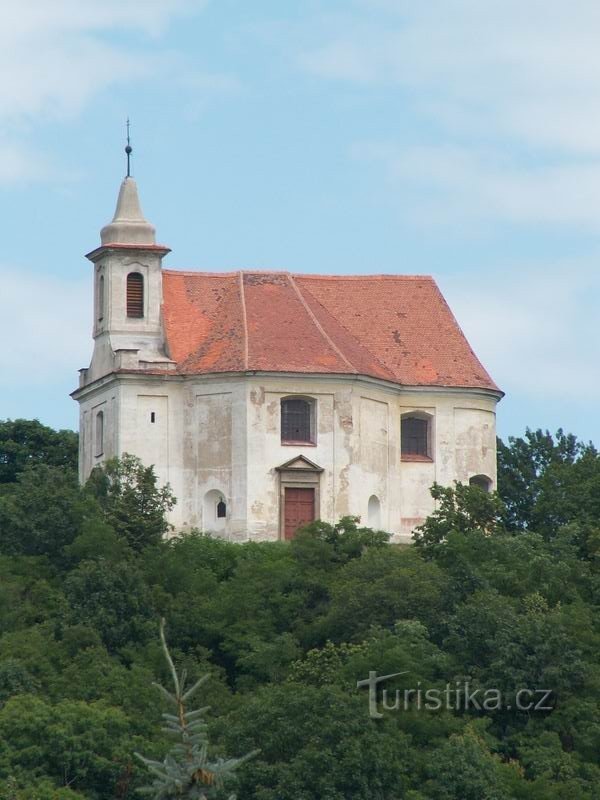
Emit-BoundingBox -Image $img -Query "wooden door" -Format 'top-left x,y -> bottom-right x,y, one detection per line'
284,487 -> 315,540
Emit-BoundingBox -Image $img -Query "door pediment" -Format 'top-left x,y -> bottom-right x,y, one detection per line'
275,455 -> 324,473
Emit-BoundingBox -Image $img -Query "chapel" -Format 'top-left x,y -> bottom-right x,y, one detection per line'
73,172 -> 502,542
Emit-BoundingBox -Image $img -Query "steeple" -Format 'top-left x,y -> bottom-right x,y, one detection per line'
100,178 -> 156,246
99,122 -> 156,246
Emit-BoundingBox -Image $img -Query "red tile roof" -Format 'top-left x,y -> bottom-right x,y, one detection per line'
161,270 -> 499,392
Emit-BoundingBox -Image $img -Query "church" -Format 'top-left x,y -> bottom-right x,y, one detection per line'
73,173 -> 502,542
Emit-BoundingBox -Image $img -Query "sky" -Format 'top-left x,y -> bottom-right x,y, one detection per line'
0,0 -> 599,444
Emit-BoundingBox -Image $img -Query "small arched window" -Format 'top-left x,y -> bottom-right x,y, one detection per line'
401,413 -> 432,460
203,490 -> 226,532
126,272 -> 144,318
98,274 -> 105,321
470,474 -> 492,492
95,410 -> 104,457
281,397 -> 315,444
368,495 -> 381,528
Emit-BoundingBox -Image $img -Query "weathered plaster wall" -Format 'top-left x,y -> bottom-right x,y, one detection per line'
77,372 -> 498,543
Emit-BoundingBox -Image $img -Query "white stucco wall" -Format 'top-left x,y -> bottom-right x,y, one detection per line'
76,371 -> 499,543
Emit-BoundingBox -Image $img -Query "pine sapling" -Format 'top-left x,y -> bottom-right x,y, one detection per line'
135,620 -> 257,799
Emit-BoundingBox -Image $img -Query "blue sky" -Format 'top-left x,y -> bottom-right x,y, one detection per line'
0,0 -> 599,444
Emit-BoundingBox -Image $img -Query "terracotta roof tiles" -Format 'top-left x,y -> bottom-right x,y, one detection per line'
160,270 -> 499,392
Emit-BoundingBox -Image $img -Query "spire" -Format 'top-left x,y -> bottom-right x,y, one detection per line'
100,177 -> 157,246
99,122 -> 156,247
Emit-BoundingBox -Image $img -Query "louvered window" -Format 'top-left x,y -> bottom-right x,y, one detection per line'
401,415 -> 430,458
281,397 -> 314,443
127,272 -> 144,318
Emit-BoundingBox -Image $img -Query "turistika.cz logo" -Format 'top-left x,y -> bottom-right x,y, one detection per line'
356,671 -> 554,719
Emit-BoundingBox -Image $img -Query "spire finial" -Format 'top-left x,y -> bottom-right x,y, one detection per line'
125,117 -> 132,178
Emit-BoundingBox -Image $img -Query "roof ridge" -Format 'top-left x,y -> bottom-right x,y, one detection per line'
294,273 -> 434,281
162,268 -> 435,280
287,273 -> 358,374
238,271 -> 249,370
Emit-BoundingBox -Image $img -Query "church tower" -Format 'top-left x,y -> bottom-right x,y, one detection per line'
83,174 -> 173,384
74,140 -> 176,487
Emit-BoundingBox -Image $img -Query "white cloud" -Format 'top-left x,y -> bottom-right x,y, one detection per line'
0,0 -> 208,182
0,265 -> 90,386
441,261 -> 600,400
301,0 -> 600,228
354,143 -> 600,229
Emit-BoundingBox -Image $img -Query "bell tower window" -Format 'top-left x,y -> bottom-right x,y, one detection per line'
126,272 -> 144,318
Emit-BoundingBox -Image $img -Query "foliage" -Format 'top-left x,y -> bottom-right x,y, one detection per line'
86,454 -> 176,551
0,466 -> 95,566
0,419 -> 78,485
498,427 -> 600,536
1,419 -> 600,799
135,620 -> 256,799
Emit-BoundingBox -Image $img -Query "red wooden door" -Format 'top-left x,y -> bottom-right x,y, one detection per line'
284,487 -> 315,540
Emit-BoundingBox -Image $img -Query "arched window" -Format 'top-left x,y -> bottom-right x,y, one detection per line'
98,274 -> 105,321
368,495 -> 381,528
401,412 -> 432,460
470,474 -> 492,492
126,272 -> 144,318
281,397 -> 315,444
203,490 -> 227,531
95,410 -> 104,457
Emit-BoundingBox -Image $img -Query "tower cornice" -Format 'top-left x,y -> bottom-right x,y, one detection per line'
85,242 -> 171,262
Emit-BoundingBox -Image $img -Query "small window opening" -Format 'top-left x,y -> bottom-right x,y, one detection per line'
281,397 -> 314,443
98,274 -> 105,322
150,412 -> 156,423
470,474 -> 492,492
95,410 -> 104,457
126,272 -> 144,318
216,500 -> 227,519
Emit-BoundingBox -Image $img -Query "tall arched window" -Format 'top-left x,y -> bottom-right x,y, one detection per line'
281,397 -> 315,444
368,495 -> 381,528
126,272 -> 144,318
95,410 -> 104,457
98,274 -> 105,321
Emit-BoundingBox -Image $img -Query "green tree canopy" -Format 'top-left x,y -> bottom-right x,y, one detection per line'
0,419 -> 78,485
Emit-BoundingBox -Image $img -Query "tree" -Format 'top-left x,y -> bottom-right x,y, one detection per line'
0,419 -> 78,485
0,694 -> 136,799
86,455 -> 176,551
413,482 -> 506,556
0,465 -> 95,566
135,620 -> 256,799
422,725 -> 523,800
64,559 -> 155,652
497,428 -> 600,535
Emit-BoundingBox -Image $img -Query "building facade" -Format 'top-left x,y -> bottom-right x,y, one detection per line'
73,176 -> 502,542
